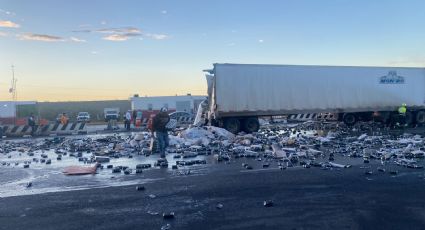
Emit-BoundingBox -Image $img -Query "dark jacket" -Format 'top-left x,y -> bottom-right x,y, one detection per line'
152,112 -> 170,132
28,116 -> 35,126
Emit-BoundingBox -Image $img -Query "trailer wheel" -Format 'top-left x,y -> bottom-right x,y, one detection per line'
416,111 -> 425,125
243,117 -> 260,133
343,113 -> 357,126
224,118 -> 241,134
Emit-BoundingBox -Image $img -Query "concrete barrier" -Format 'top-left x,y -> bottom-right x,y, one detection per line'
3,125 -> 35,137
0,122 -> 87,137
288,113 -> 337,122
47,122 -> 87,135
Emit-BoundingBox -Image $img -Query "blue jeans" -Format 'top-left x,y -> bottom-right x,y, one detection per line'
155,131 -> 169,157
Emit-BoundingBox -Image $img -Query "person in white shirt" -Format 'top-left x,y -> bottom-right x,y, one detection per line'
125,110 -> 132,131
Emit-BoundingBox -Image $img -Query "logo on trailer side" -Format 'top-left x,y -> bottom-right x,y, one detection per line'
379,71 -> 405,84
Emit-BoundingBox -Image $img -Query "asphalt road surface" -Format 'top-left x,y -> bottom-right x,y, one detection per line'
1,159 -> 425,230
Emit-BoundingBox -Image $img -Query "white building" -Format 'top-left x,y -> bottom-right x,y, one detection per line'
130,95 -> 206,114
0,101 -> 37,124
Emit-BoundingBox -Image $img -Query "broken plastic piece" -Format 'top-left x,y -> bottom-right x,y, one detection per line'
147,210 -> 159,216
216,203 -> 224,209
329,162 -> 351,168
161,224 -> 171,230
63,164 -> 98,175
263,200 -> 273,207
124,168 -> 132,175
389,170 -> 398,175
163,212 -> 175,219
365,171 -> 373,175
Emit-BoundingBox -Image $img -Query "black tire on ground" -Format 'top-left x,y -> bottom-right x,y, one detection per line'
416,111 -> 425,125
243,117 -> 260,133
343,113 -> 357,126
224,118 -> 241,134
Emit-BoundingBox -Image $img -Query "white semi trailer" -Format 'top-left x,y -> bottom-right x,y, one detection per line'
203,63 -> 425,133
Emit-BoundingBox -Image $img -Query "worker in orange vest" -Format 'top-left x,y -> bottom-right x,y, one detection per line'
60,113 -> 69,125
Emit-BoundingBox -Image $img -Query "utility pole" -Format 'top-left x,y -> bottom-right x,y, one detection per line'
10,65 -> 17,124
11,65 -> 17,101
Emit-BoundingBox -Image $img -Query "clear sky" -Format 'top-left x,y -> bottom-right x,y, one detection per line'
1,0 -> 425,101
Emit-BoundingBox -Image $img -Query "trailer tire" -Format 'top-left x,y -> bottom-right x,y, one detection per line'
224,118 -> 241,134
343,113 -> 357,126
416,111 -> 425,125
243,117 -> 260,133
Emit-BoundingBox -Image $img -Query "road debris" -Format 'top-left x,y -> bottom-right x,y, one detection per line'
147,210 -> 159,216
161,224 -> 171,230
63,164 -> 98,175
162,212 -> 175,219
1,121 -> 425,194
264,200 -> 274,207
216,203 -> 224,209
136,186 -> 145,191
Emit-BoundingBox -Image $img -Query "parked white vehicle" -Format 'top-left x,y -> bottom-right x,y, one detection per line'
104,108 -> 120,121
77,112 -> 90,122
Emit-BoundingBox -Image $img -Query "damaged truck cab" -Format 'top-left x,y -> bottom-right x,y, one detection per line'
202,63 -> 425,134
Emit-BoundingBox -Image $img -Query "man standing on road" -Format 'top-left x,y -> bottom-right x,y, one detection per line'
28,113 -> 36,136
152,107 -> 170,159
60,113 -> 69,125
397,103 -> 407,127
125,110 -> 132,131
